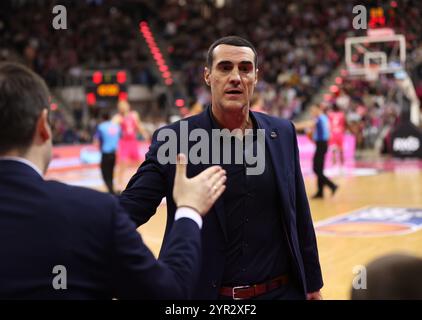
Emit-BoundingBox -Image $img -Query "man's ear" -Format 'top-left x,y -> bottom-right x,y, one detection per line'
37,109 -> 51,142
204,67 -> 211,86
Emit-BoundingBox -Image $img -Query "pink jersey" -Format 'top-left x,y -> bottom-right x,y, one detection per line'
120,112 -> 137,140
328,111 -> 346,135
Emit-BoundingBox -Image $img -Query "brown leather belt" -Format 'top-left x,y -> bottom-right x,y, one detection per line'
219,274 -> 289,300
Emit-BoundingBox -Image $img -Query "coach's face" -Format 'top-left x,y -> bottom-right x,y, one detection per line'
204,44 -> 258,115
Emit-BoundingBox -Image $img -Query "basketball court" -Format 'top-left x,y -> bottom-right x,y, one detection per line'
45,151 -> 422,300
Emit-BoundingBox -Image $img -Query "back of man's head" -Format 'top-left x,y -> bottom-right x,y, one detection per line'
351,253 -> 422,300
0,62 -> 50,155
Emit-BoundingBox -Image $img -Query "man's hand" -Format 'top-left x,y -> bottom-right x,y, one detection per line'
306,291 -> 322,300
173,154 -> 226,216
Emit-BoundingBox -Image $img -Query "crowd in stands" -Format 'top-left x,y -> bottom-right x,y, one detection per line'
157,0 -> 422,123
0,0 -> 157,87
156,0 -> 422,153
158,0 -> 348,119
1,0 -> 421,148
325,76 -> 402,151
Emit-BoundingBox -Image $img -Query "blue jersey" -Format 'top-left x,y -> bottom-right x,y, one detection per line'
96,121 -> 121,153
313,114 -> 330,142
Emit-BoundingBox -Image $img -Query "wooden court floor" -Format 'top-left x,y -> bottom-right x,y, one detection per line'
136,168 -> 422,300
47,160 -> 422,300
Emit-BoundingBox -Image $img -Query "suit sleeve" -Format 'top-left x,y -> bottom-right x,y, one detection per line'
290,122 -> 324,293
110,198 -> 202,299
118,130 -> 167,226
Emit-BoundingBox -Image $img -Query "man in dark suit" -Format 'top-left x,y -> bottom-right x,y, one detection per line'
0,62 -> 226,299
120,36 -> 323,300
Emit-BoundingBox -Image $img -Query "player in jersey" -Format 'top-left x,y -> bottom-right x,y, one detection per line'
113,100 -> 150,189
327,103 -> 347,167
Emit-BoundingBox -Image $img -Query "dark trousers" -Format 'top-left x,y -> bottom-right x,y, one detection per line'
100,152 -> 116,194
313,141 -> 336,196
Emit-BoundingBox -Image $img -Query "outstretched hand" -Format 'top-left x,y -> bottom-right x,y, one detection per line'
173,154 -> 226,216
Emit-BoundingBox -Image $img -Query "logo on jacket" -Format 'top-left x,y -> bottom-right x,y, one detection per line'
315,207 -> 422,236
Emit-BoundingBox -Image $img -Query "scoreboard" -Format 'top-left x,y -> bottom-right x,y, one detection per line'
368,2 -> 399,30
85,70 -> 128,106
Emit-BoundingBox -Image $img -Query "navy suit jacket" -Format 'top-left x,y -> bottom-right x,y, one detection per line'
0,160 -> 201,299
120,107 -> 324,299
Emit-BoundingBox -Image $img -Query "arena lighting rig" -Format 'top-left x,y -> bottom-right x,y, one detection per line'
139,20 -> 189,116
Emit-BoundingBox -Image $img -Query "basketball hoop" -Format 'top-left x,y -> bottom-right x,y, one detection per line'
345,33 -> 406,78
365,65 -> 380,82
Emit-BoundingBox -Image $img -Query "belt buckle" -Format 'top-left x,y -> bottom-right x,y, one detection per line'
232,285 -> 250,300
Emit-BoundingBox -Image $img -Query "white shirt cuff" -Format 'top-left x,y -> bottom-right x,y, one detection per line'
175,207 -> 203,229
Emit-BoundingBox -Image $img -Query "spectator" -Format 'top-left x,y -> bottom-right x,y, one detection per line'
351,253 -> 422,300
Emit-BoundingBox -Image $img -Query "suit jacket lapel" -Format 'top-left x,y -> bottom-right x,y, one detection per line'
254,116 -> 292,224
190,107 -> 228,242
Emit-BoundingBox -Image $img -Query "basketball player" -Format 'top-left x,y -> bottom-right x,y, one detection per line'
328,103 -> 347,168
113,100 -> 150,189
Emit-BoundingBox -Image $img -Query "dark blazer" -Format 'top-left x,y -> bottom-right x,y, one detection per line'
119,107 -> 324,299
0,160 -> 201,299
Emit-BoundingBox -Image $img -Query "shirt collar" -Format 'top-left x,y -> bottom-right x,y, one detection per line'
0,156 -> 44,178
208,105 -> 258,134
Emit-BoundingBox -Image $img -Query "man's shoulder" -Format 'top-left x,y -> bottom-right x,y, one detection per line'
44,181 -> 120,232
320,114 -> 330,122
252,111 -> 293,130
166,113 -> 203,129
153,113 -> 204,137
97,122 -> 106,132
98,121 -> 114,132
44,180 -> 117,210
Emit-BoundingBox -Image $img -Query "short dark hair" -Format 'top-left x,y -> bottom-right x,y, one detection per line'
101,111 -> 111,121
332,103 -> 340,112
0,62 -> 50,154
206,36 -> 258,69
351,253 -> 422,300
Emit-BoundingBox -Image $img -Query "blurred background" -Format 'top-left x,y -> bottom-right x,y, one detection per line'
1,0 -> 422,299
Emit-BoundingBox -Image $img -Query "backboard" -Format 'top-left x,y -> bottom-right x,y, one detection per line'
345,28 -> 406,80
